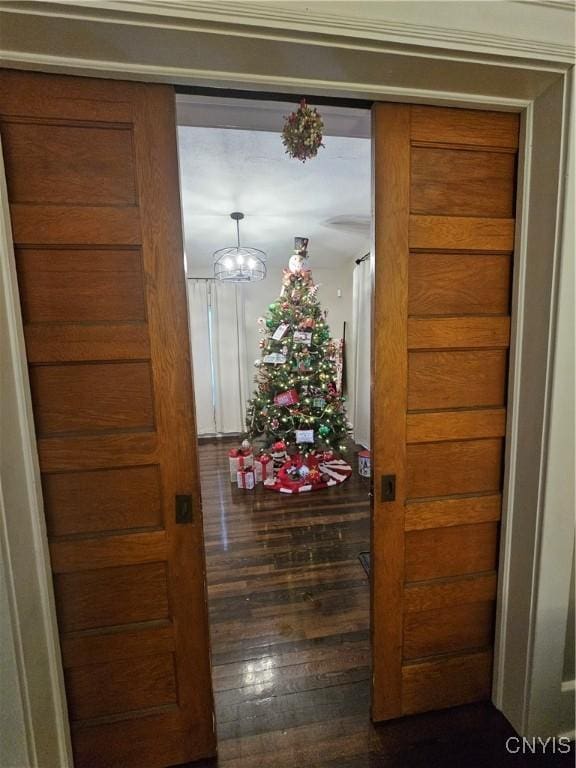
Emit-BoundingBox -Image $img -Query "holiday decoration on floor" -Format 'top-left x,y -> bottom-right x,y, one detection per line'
281,99 -> 325,162
245,237 -> 351,493
358,449 -> 371,478
228,439 -> 253,482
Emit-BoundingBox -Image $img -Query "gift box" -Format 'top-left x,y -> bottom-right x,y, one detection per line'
254,453 -> 274,483
358,449 -> 371,478
237,468 -> 255,490
228,447 -> 253,482
274,388 -> 299,407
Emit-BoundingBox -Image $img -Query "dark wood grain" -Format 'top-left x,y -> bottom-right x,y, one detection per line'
408,252 -> 511,316
1,120 -> 137,205
16,248 -> 146,324
65,653 -> 177,721
409,215 -> 515,251
371,103 -> 410,721
406,439 -> 503,499
410,106 -> 520,149
193,440 -> 569,768
405,523 -> 499,582
1,70 -> 215,767
408,350 -> 508,410
54,562 -> 170,632
28,361 -> 155,437
411,147 -> 515,218
43,465 -> 162,537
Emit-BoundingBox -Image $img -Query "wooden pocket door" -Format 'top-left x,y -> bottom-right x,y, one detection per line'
371,103 -> 518,720
0,70 -> 215,767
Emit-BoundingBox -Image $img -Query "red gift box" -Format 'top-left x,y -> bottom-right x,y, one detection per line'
228,447 -> 253,482
274,388 -> 299,407
237,468 -> 255,490
254,453 -> 274,483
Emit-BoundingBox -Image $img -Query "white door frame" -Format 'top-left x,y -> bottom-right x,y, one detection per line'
0,5 -> 573,763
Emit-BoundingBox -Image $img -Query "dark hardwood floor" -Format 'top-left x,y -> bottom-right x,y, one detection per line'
195,439 -> 573,768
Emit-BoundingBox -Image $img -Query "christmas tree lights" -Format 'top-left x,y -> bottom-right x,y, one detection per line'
246,239 -> 350,455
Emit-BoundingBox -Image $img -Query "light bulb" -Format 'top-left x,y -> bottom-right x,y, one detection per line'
224,257 -> 233,269
237,253 -> 244,265
248,258 -> 256,269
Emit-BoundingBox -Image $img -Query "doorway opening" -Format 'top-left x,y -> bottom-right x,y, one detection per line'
176,94 -> 374,753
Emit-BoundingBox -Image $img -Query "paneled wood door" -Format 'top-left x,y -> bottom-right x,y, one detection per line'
371,103 -> 518,720
0,70 -> 215,766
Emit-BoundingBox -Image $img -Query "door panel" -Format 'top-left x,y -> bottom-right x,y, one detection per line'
0,70 -> 215,766
372,103 -> 518,720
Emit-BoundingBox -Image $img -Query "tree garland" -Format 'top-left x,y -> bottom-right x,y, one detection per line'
281,99 -> 325,162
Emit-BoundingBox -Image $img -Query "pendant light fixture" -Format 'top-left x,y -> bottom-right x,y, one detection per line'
213,212 -> 267,282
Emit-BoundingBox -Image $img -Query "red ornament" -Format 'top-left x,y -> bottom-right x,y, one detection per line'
274,388 -> 299,407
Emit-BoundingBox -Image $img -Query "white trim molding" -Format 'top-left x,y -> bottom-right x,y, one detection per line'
3,1 -> 574,64
0,0 -> 574,750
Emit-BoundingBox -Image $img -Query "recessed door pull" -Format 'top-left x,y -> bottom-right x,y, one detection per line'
175,494 -> 193,524
381,475 -> 396,502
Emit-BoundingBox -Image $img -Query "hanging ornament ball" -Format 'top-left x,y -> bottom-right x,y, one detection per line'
272,440 -> 286,452
319,424 -> 331,437
299,464 -> 310,478
269,303 -> 278,312
281,99 -> 325,163
254,359 -> 262,367
241,439 -> 251,451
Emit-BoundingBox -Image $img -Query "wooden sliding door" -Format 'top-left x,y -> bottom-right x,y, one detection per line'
371,103 -> 518,720
0,70 -> 215,766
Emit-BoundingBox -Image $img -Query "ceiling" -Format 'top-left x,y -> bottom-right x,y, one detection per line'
177,125 -> 371,272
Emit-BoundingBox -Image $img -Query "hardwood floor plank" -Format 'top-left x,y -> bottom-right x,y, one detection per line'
196,441 -> 564,767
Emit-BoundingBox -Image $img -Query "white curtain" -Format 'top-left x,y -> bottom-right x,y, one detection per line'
350,257 -> 371,448
211,280 -> 249,434
187,279 -> 248,436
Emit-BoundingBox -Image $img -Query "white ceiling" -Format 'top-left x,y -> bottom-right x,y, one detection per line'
177,125 -> 371,272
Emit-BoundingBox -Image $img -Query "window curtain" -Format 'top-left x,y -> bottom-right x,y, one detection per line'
350,257 -> 371,448
187,280 -> 215,435
187,279 -> 248,436
210,280 -> 249,434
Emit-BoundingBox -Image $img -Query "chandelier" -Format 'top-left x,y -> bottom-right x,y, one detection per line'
213,212 -> 267,282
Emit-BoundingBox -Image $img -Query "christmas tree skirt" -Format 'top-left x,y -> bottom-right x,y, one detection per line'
264,457 -> 352,493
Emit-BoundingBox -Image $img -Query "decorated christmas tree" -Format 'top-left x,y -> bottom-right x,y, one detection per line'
246,238 -> 350,458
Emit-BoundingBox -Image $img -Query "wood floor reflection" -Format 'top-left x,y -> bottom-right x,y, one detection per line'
196,439 -> 572,768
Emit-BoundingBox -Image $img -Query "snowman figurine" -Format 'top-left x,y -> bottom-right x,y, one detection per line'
288,236 -> 310,273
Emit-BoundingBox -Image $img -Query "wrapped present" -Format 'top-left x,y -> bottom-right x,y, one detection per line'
237,468 -> 255,490
274,389 -> 299,407
254,453 -> 274,483
228,447 -> 253,482
358,449 -> 371,478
